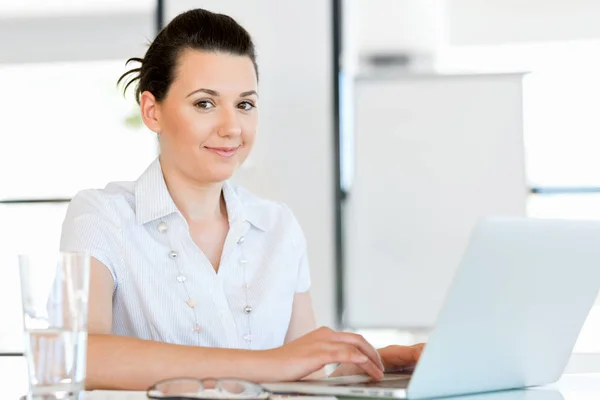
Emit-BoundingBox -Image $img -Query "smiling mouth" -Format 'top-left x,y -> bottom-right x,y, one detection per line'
204,146 -> 240,158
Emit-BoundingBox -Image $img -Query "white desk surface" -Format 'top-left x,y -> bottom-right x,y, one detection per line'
2,356 -> 600,400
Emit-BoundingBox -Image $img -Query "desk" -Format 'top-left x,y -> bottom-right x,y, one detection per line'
2,356 -> 600,400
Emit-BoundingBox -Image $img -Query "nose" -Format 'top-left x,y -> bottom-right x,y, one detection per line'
217,106 -> 242,138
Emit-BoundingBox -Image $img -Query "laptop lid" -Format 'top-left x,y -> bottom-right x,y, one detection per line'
407,217 -> 600,398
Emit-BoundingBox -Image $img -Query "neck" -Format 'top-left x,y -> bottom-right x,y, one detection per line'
159,157 -> 227,223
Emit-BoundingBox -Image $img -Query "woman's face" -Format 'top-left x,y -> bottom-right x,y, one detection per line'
143,49 -> 258,183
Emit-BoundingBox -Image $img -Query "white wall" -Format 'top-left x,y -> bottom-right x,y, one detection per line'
165,1 -> 337,327
449,0 -> 600,46
0,11 -> 153,64
352,0 -> 600,65
355,0 -> 446,56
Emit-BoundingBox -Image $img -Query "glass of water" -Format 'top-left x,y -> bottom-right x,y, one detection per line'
18,252 -> 90,398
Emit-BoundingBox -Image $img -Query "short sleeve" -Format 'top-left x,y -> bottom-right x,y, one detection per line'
60,190 -> 122,290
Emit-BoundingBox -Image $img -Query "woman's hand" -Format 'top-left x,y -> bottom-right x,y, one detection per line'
329,343 -> 425,378
264,326 -> 384,382
378,343 -> 425,372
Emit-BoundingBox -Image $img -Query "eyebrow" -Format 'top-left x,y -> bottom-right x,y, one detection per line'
186,88 -> 258,98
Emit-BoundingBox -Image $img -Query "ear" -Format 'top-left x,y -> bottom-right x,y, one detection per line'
140,90 -> 162,133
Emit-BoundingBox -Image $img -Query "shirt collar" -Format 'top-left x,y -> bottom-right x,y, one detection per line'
134,158 -> 179,225
134,158 -> 271,231
222,180 -> 272,232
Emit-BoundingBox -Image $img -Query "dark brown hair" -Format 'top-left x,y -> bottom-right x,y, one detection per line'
117,8 -> 258,104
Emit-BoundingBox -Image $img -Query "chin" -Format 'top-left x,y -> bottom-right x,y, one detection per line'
206,166 -> 237,183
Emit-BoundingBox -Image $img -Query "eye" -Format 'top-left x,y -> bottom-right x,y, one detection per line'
194,100 -> 214,110
238,101 -> 256,111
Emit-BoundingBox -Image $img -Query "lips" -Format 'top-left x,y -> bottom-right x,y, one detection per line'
204,146 -> 240,158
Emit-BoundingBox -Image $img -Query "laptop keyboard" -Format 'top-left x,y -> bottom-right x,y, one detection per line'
333,378 -> 410,389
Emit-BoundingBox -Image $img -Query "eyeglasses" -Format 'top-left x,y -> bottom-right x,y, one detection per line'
147,378 -> 271,400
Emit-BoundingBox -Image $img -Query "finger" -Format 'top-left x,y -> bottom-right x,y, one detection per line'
333,332 -> 384,371
324,342 -> 368,364
355,359 -> 385,381
382,345 -> 421,366
337,332 -> 384,371
324,344 -> 384,380
411,343 -> 426,360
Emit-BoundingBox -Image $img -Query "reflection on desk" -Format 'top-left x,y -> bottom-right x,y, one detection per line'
82,393 -> 560,400
75,390 -> 563,400
415,389 -> 564,400
75,387 -> 582,400
78,375 -> 600,400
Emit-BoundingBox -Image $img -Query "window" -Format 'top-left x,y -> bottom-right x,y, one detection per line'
0,0 -> 154,18
0,61 -> 158,200
0,60 -> 157,353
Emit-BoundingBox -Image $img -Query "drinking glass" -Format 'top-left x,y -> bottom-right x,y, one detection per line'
19,251 -> 91,399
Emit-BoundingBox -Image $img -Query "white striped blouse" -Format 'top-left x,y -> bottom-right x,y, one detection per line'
59,158 -> 311,350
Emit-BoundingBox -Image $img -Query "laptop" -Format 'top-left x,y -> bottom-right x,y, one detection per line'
263,217 -> 600,399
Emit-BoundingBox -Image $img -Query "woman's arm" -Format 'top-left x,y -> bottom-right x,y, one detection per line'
87,334 -> 277,390
283,292 -> 325,379
86,259 -> 384,390
284,292 -> 318,344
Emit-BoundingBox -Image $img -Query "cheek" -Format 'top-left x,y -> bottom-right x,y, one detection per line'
241,114 -> 258,145
187,118 -> 215,144
242,130 -> 257,147
165,106 -> 214,145
238,123 -> 257,162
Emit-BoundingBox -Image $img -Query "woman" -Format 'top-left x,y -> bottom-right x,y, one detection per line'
60,8 -> 423,390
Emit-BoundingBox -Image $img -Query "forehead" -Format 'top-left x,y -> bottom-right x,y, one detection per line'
171,49 -> 257,95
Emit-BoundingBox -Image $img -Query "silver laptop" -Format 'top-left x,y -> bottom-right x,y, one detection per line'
263,217 -> 600,399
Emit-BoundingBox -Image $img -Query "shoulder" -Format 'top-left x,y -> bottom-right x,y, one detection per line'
66,181 -> 136,223
230,183 -> 289,214
61,182 -> 136,285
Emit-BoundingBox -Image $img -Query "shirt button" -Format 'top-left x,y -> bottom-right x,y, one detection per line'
239,259 -> 248,266
237,236 -> 245,244
169,250 -> 178,259
244,305 -> 252,314
193,325 -> 202,333
158,221 -> 169,234
176,275 -> 187,283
